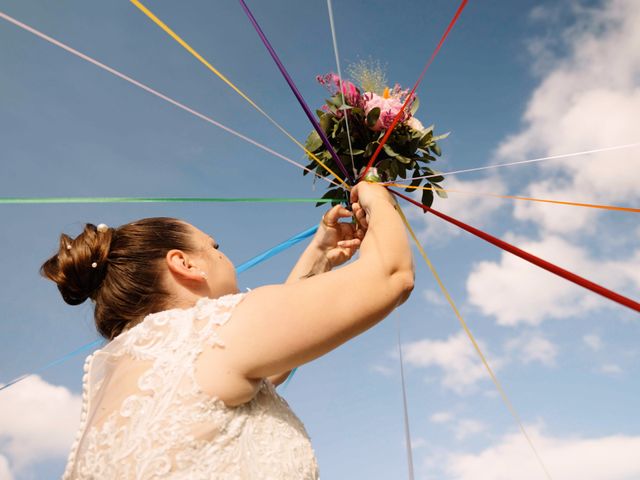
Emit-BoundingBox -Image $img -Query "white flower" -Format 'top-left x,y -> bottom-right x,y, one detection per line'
406,116 -> 424,132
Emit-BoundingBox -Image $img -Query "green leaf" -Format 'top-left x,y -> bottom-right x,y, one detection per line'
366,107 -> 381,128
431,143 -> 442,156
383,144 -> 399,158
421,188 -> 434,210
305,131 -> 323,152
410,96 -> 420,116
319,114 -> 333,134
396,154 -> 411,164
419,131 -> 434,148
405,169 -> 422,193
432,183 -> 448,198
432,132 -> 450,142
427,172 -> 444,183
316,187 -> 343,207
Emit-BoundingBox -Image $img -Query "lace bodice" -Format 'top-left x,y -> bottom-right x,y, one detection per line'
63,293 -> 319,479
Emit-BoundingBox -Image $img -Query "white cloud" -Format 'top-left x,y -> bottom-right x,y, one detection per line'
453,419 -> 488,442
505,333 -> 558,367
430,411 -> 454,424
403,331 -> 502,394
411,437 -> 427,450
422,288 -> 447,306
496,0 -> 640,235
442,426 -> 640,480
466,234 -> 639,325
583,333 -> 603,351
0,456 -> 13,480
0,376 -> 80,474
370,364 -> 394,377
406,175 -> 507,243
598,363 -> 623,376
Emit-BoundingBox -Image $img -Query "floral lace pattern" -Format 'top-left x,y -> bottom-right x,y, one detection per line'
63,293 -> 319,479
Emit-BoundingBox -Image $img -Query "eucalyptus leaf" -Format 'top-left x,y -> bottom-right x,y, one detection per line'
319,114 -> 333,134
383,144 -> 399,158
432,132 -> 450,142
432,183 -> 448,198
410,96 -> 420,116
366,107 -> 381,128
421,188 -> 434,210
305,131 -> 323,152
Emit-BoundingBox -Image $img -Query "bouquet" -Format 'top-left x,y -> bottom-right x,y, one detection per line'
304,64 -> 448,208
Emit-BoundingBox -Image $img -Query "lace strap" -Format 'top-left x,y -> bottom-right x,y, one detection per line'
193,293 -> 248,347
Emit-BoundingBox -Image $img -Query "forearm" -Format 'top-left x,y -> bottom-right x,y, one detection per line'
359,199 -> 414,278
285,240 -> 331,283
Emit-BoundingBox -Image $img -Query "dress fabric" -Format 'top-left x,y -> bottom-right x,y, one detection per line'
62,292 -> 319,479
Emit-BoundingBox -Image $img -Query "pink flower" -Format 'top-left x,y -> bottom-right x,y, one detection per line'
316,73 -> 361,106
363,92 -> 409,131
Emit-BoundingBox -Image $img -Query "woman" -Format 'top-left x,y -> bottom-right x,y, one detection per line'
42,182 -> 414,479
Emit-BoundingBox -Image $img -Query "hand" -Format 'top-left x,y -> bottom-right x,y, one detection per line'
349,181 -> 395,214
313,204 -> 366,268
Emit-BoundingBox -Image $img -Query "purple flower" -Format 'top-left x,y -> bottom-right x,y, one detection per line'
317,72 -> 361,106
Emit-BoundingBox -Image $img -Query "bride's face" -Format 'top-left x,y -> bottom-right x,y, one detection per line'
188,223 -> 239,296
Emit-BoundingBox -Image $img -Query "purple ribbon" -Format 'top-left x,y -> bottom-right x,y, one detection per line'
238,0 -> 354,185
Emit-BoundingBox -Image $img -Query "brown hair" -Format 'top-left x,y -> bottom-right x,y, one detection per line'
41,217 -> 196,340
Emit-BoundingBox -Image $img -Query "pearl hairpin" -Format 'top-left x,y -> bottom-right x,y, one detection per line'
96,223 -> 109,233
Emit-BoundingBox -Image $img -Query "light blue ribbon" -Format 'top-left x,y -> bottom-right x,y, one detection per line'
1,224 -> 318,393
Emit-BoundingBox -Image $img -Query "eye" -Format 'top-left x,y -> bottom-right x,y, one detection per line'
212,242 -> 220,250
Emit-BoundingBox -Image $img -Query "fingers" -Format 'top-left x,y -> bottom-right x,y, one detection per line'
337,238 -> 361,248
352,202 -> 368,229
323,204 -> 352,227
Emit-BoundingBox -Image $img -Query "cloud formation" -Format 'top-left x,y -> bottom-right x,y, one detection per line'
497,0 -> 640,234
467,234 -> 639,326
402,331 -> 500,394
406,175 -> 507,243
400,330 -> 558,393
442,426 -> 640,480
466,0 -> 640,325
0,376 -> 80,476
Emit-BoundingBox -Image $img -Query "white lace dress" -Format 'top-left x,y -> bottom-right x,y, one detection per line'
62,293 -> 319,479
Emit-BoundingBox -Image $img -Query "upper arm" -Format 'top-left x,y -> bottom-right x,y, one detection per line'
218,260 -> 413,380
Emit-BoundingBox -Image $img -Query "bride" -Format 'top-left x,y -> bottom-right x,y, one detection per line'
41,182 -> 414,479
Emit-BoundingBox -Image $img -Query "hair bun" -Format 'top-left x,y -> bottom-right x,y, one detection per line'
41,223 -> 114,305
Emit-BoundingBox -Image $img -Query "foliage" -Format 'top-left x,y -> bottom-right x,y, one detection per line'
304,71 -> 449,209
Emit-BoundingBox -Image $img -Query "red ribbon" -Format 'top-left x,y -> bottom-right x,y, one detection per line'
389,188 -> 640,314
360,0 -> 469,181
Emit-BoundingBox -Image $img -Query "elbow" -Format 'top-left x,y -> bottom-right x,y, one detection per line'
391,270 -> 415,306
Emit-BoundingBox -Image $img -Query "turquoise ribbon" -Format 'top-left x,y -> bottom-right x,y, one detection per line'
1,224 -> 319,392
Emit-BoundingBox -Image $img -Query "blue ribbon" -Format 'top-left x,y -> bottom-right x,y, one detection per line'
236,225 -> 318,273
1,224 -> 318,393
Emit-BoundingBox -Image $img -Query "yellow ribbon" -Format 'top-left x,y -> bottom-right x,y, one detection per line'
386,183 -> 639,213
395,204 -> 553,480
130,0 -> 349,190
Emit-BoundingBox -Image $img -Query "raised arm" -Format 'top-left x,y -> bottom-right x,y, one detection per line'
219,182 -> 414,393
268,205 -> 364,386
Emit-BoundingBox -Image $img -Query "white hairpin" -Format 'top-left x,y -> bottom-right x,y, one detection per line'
91,262 -> 98,268
96,223 -> 109,233
66,244 -> 72,250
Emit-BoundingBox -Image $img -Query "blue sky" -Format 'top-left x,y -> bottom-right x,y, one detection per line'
1,0 -> 639,479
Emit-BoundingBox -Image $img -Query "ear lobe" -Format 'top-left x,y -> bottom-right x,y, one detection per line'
166,249 -> 203,282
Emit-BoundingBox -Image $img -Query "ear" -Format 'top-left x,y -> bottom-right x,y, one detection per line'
165,249 -> 204,283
